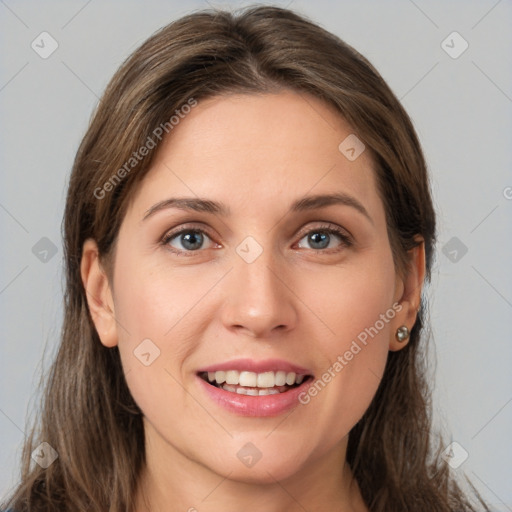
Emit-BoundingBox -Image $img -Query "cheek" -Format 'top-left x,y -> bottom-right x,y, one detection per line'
295,252 -> 395,439
113,258 -> 222,348
110,259 -> 224,417
299,250 -> 397,353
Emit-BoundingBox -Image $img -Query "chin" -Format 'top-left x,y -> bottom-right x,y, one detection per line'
202,446 -> 309,485
221,460 -> 305,485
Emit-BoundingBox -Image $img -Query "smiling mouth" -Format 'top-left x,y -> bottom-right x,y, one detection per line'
198,370 -> 313,396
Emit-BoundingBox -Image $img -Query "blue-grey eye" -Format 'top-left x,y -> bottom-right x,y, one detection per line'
308,232 -> 330,249
297,229 -> 348,250
169,230 -> 207,251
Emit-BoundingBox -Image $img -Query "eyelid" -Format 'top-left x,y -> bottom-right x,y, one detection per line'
295,221 -> 352,241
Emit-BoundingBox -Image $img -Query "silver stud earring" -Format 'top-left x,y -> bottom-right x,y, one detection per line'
395,325 -> 410,343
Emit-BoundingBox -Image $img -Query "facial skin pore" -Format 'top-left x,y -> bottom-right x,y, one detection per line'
81,90 -> 425,512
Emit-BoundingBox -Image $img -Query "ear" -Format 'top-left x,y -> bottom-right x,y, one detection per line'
80,238 -> 118,348
389,237 -> 426,352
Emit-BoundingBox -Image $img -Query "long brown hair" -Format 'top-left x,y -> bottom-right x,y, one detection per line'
3,5 -> 489,511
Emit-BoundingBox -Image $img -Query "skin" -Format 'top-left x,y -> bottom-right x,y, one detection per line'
81,90 -> 425,512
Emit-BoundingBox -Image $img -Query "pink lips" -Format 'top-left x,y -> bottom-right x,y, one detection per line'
196,358 -> 313,417
197,358 -> 311,375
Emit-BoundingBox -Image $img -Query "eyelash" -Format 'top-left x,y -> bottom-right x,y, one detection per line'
160,222 -> 353,257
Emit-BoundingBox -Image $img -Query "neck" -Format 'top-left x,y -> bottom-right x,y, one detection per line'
133,420 -> 367,512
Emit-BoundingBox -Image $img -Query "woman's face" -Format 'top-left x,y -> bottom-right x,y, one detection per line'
84,90 -> 421,484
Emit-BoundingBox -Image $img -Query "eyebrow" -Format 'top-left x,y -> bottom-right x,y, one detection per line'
142,192 -> 372,224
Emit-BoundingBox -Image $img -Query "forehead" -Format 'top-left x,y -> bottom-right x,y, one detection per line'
127,91 -> 383,224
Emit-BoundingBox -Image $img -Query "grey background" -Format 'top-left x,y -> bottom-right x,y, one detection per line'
1,0 -> 511,509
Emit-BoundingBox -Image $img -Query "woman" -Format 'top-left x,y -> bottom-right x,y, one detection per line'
3,5 -> 489,511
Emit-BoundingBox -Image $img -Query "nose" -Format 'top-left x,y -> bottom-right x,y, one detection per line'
220,247 -> 298,339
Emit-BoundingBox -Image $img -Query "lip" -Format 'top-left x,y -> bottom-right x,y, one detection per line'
197,374 -> 313,417
196,358 -> 314,417
196,358 -> 312,375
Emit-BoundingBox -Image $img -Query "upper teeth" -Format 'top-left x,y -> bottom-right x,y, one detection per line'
207,370 -> 305,387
